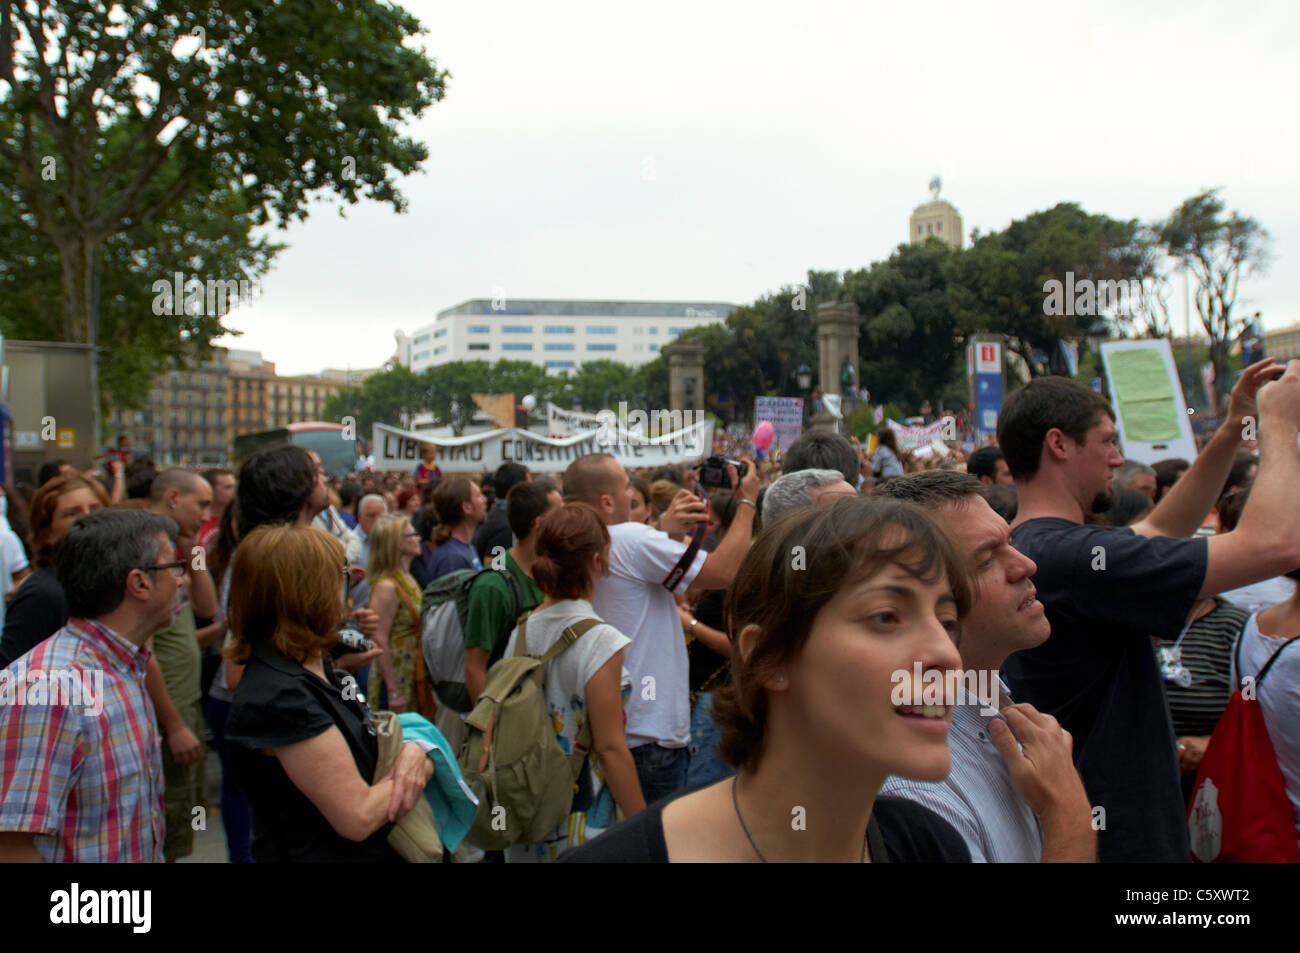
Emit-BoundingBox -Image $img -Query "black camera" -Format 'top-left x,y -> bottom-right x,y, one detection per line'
694,455 -> 747,488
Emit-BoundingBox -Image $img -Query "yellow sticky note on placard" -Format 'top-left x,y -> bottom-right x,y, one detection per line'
57,428 -> 75,449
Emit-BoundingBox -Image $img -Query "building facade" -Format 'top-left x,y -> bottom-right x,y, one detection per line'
1265,323 -> 1300,360
108,350 -> 230,466
909,199 -> 963,249
108,349 -> 381,466
395,298 -> 736,375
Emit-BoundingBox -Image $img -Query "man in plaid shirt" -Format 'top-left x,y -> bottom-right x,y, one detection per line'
0,509 -> 181,862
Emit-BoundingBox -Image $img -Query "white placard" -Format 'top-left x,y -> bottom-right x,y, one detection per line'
1099,338 -> 1198,465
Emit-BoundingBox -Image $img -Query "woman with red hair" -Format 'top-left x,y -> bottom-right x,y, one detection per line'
505,503 -> 645,861
0,474 -> 108,667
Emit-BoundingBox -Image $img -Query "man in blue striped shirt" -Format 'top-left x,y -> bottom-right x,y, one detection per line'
877,472 -> 1095,862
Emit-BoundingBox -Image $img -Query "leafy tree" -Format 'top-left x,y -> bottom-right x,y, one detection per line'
841,241 -> 962,411
1156,189 -> 1271,407
557,359 -> 647,413
323,362 -> 428,439
0,170 -> 282,414
946,203 -> 1144,376
0,0 -> 447,432
650,271 -> 829,424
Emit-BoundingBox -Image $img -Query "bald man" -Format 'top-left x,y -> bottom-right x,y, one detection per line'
143,469 -> 215,862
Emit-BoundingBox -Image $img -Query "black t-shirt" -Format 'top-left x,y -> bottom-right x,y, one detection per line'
0,567 -> 68,669
1004,518 -> 1207,863
472,503 -> 511,564
688,588 -> 729,694
225,640 -> 401,863
560,790 -> 970,863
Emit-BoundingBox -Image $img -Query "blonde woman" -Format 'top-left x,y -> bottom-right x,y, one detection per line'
366,514 -> 429,715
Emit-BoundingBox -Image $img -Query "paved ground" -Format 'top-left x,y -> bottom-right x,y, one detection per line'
177,747 -> 230,864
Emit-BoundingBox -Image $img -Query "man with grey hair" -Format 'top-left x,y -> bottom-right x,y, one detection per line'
356,493 -> 388,569
144,469 -> 215,862
0,509 -> 181,862
350,493 -> 390,611
874,470 -> 1095,862
761,468 -> 857,525
1114,459 -> 1157,502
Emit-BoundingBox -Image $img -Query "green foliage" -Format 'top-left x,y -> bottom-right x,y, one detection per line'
842,240 -> 962,411
1155,189 -> 1271,402
642,272 -> 829,423
0,0 -> 446,419
0,170 -> 282,413
323,358 -> 660,437
555,359 -> 649,412
844,402 -> 908,441
945,203 -> 1144,376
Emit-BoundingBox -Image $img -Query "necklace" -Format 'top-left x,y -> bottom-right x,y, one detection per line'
731,774 -> 870,862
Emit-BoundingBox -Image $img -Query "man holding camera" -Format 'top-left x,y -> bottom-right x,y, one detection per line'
563,453 -> 759,802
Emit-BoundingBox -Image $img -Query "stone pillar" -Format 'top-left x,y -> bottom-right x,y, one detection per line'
811,301 -> 862,431
664,341 -> 707,413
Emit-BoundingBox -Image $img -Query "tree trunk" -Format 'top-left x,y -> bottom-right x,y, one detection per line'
1209,339 -> 1231,418
57,237 -> 104,447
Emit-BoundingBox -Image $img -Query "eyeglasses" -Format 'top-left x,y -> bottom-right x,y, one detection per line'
140,560 -> 187,579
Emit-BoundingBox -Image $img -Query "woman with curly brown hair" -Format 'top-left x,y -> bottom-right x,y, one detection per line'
564,496 -> 973,863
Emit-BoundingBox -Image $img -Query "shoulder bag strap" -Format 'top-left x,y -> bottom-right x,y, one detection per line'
497,564 -> 525,615
392,574 -> 421,626
544,619 -> 604,762
663,490 -> 709,591
1255,635 -> 1300,688
512,612 -> 532,658
537,617 -> 602,665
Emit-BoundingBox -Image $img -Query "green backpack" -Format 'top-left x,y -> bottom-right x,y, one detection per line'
458,613 -> 601,850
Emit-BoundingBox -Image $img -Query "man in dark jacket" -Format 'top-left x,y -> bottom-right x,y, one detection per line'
472,462 -> 529,563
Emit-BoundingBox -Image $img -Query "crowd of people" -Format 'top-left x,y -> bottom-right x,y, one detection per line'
1,358 -> 1298,863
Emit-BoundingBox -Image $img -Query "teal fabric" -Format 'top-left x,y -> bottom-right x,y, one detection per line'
397,712 -> 479,851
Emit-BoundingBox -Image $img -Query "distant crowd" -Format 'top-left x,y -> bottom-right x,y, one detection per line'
2,358 -> 1298,864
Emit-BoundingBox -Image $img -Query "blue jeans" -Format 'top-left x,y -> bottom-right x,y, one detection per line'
631,743 -> 689,806
203,695 -> 254,864
687,692 -> 731,788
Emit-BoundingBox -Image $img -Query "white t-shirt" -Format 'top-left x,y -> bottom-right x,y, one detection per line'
0,524 -> 29,629
505,598 -> 631,861
1221,577 -> 1297,615
1233,614 -> 1300,840
591,521 -> 707,749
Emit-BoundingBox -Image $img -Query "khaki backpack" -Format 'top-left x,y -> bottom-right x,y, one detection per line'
457,614 -> 601,850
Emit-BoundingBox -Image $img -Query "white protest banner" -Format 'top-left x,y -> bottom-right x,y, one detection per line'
546,402 -> 602,436
372,418 -> 715,473
1099,338 -> 1198,465
753,396 -> 804,452
885,418 -> 954,452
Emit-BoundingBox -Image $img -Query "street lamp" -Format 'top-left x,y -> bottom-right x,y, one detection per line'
796,363 -> 812,426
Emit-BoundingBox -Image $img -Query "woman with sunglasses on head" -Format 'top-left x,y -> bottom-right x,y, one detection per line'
224,524 -> 431,863
564,496 -> 972,862
366,513 -> 431,716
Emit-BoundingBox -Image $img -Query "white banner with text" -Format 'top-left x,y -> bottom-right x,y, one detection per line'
372,418 -> 715,473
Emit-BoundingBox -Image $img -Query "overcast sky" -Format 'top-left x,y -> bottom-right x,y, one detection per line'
219,0 -> 1300,375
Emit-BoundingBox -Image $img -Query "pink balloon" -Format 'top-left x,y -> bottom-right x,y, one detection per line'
753,420 -> 776,451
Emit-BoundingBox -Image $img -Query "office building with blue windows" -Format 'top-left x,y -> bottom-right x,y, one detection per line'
395,298 -> 736,375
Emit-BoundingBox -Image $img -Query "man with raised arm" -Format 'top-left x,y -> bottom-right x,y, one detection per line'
996,359 -> 1300,862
